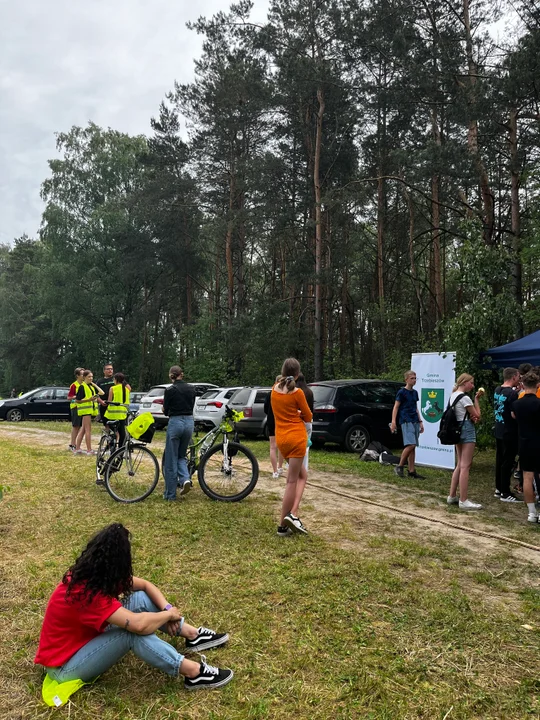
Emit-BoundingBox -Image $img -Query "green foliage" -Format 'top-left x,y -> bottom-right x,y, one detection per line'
2,3 -> 540,393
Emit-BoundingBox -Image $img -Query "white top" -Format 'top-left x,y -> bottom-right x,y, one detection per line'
450,390 -> 473,422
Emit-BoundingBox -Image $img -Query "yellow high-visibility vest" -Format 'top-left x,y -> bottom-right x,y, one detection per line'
104,384 -> 130,421
77,382 -> 97,417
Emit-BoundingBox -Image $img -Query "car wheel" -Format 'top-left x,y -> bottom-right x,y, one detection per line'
344,425 -> 370,453
7,408 -> 24,422
263,424 -> 270,440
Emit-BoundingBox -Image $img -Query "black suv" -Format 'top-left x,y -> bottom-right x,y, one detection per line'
309,379 -> 404,453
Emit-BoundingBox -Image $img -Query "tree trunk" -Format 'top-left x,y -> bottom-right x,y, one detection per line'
463,0 -> 495,245
225,166 -> 235,326
509,107 -> 523,337
313,85 -> 325,381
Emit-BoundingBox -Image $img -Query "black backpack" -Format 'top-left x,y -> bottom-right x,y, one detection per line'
437,393 -> 466,445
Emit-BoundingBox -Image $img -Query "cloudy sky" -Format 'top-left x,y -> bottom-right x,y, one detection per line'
0,0 -> 269,245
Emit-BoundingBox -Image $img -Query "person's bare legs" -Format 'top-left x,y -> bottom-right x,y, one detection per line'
407,447 -> 416,473
449,443 -> 475,501
280,456 -> 303,525
398,445 -> 415,469
269,436 -> 278,474
290,463 -> 308,517
75,416 -> 92,451
523,471 -> 535,504
70,422 -> 80,447
449,444 -> 463,499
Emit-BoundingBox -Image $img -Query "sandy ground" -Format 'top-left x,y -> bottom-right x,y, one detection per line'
2,425 -> 540,569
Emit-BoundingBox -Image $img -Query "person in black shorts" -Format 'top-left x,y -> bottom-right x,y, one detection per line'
511,371 -> 540,523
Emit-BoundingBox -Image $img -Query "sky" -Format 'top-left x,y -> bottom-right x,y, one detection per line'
0,0 -> 269,245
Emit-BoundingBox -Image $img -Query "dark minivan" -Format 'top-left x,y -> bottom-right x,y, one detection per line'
309,379 -> 404,453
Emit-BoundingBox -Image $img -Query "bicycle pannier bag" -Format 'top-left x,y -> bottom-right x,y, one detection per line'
437,393 -> 466,445
126,412 -> 155,443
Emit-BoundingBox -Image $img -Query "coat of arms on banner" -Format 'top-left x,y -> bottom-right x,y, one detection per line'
421,388 -> 444,423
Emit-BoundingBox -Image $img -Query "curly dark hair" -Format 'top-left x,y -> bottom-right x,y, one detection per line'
63,523 -> 133,604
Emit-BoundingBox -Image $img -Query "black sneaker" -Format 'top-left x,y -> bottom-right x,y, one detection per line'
500,493 -> 520,503
408,471 -> 425,479
284,513 -> 308,535
394,465 -> 404,477
277,525 -> 292,537
178,480 -> 192,496
185,627 -> 229,653
494,489 -> 501,498
184,656 -> 233,691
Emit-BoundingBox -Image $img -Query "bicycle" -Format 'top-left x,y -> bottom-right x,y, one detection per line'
101,413 -> 160,503
162,407 -> 259,502
95,402 -> 130,484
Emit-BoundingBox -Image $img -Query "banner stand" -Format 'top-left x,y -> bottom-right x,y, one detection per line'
411,352 -> 456,471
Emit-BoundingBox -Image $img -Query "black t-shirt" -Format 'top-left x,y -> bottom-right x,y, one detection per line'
493,385 -> 518,439
163,381 -> 196,416
511,394 -> 540,450
96,377 -> 115,400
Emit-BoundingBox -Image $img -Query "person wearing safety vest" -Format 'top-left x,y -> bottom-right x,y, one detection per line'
74,370 -> 104,455
104,373 -> 130,447
67,368 -> 84,453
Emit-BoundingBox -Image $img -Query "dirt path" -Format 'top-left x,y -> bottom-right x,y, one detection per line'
3,425 -> 540,568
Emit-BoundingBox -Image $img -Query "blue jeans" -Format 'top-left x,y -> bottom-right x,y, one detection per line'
164,415 -> 194,500
45,592 -> 185,682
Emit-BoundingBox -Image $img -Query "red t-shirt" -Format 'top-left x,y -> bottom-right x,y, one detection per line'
68,383 -> 77,399
34,581 -> 122,667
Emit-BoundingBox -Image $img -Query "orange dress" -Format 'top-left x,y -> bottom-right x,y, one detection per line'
271,387 -> 313,459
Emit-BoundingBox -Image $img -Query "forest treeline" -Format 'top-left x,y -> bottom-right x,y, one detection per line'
1,0 -> 540,393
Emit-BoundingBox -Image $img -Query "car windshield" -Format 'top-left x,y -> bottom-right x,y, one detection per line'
310,385 -> 335,405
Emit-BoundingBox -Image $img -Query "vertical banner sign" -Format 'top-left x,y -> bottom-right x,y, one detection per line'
411,352 -> 456,470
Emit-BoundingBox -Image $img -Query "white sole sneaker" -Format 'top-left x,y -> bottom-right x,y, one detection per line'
284,514 -> 308,535
528,514 -> 539,523
447,496 -> 459,505
179,480 -> 192,496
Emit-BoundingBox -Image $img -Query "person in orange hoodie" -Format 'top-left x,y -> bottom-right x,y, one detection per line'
271,358 -> 313,536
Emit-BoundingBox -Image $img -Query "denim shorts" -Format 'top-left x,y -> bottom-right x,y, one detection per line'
401,422 -> 420,447
459,418 -> 476,444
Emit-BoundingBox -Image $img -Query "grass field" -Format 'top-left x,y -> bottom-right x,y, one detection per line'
2,423 -> 540,719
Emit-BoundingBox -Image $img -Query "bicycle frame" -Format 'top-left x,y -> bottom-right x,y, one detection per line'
186,411 -> 238,476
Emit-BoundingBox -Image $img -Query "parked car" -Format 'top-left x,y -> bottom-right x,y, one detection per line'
194,387 -> 242,431
227,386 -> 272,438
309,379 -> 404,453
137,383 -> 219,428
0,386 -> 71,422
128,392 -> 146,416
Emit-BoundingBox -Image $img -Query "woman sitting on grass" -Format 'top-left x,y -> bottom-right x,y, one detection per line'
35,523 -> 233,694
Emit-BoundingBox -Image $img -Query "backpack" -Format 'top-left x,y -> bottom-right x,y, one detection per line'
437,393 -> 466,445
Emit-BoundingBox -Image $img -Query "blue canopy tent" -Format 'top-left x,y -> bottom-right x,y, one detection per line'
483,330 -> 540,368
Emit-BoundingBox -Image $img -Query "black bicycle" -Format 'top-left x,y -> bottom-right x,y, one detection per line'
102,422 -> 160,504
161,407 -> 259,502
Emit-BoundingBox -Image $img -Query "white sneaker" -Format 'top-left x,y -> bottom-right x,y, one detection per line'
277,467 -> 284,476
459,499 -> 482,510
528,513 -> 539,523
447,496 -> 459,505
272,472 -> 280,479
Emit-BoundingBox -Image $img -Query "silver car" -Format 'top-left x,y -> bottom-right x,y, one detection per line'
137,383 -> 218,428
227,386 -> 272,438
193,387 -> 242,431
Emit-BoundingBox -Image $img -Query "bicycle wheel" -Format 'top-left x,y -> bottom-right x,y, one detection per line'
105,443 -> 159,503
96,434 -> 115,481
198,441 -> 258,501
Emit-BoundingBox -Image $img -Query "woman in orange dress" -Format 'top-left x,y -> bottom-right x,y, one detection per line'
272,358 -> 313,536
